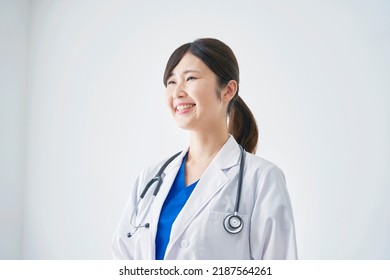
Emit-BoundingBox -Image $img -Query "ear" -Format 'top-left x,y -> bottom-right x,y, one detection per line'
221,80 -> 238,103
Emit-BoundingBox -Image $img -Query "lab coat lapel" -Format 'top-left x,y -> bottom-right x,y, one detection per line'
165,136 -> 241,257
145,149 -> 188,259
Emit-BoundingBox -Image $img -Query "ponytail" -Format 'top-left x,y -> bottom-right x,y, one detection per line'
228,96 -> 258,154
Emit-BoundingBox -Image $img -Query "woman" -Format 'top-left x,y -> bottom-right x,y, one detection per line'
112,38 -> 297,260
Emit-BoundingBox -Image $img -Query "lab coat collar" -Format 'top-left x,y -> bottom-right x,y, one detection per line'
163,149 -> 189,175
210,135 -> 241,171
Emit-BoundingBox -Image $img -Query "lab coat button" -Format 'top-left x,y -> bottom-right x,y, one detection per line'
180,239 -> 189,248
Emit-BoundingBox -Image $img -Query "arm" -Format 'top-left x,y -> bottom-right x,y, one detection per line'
250,165 -> 298,260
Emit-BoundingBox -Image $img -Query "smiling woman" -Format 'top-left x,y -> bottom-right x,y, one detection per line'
163,39 -> 259,153
112,38 -> 297,260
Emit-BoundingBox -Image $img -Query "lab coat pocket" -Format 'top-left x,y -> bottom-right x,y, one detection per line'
198,211 -> 250,259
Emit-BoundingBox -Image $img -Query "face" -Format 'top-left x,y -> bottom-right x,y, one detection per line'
165,52 -> 230,132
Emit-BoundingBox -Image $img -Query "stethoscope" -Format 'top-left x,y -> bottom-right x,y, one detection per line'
128,146 -> 246,238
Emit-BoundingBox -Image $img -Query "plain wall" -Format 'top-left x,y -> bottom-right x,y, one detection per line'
1,0 -> 389,259
0,0 -> 29,259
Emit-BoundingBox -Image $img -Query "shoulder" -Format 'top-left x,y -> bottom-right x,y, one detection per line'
244,152 -> 285,180
243,153 -> 289,204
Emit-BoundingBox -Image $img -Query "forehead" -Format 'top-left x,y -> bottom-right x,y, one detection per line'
171,52 -> 211,74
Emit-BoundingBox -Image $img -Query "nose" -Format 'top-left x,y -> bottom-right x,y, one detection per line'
172,82 -> 186,99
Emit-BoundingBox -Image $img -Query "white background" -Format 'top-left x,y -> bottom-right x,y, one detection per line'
1,0 -> 389,259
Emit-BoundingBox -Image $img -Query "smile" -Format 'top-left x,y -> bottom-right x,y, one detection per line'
176,104 -> 195,112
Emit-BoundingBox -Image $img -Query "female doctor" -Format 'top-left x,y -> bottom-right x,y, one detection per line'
112,38 -> 297,260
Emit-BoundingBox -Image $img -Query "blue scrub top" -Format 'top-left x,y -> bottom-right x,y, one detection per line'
155,153 -> 198,260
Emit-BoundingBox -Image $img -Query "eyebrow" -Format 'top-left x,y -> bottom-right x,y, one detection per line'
168,69 -> 201,78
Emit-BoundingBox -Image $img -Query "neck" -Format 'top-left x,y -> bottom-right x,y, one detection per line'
187,127 -> 229,164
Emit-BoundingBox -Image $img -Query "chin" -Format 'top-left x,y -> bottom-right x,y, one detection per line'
175,123 -> 192,130
172,112 -> 200,131
174,119 -> 196,131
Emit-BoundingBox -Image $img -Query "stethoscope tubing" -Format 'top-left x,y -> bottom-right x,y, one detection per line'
234,145 -> 245,214
128,146 -> 245,237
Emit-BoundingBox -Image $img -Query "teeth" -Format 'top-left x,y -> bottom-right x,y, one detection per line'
176,104 -> 195,111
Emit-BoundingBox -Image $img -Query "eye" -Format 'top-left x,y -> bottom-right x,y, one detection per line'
186,76 -> 197,81
167,80 -> 176,85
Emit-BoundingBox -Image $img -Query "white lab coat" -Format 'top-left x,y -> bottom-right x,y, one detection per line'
112,136 -> 297,260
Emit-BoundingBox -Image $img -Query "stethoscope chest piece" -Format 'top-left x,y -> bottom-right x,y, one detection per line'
223,214 -> 243,234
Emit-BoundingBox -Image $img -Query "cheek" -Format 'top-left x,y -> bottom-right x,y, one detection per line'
197,88 -> 219,106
